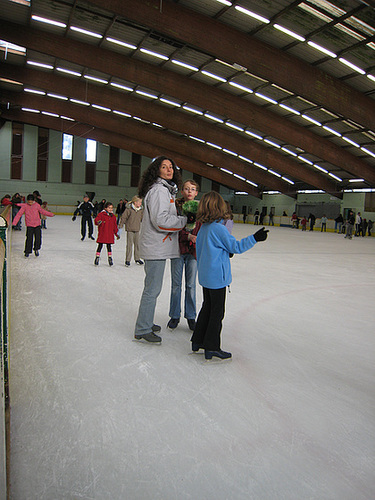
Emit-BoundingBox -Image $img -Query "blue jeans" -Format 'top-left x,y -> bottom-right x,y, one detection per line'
134,260 -> 166,336
169,254 -> 197,320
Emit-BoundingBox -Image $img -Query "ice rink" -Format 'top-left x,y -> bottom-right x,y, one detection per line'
8,216 -> 375,499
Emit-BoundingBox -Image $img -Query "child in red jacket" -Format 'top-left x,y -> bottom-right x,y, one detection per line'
94,202 -> 120,266
12,194 -> 54,257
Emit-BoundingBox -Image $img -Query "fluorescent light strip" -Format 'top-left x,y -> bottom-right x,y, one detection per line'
235,6 -> 270,24
70,99 -> 90,106
254,162 -> 267,170
201,71 -> 227,82
264,139 -> 281,148
314,164 -> 328,173
239,155 -> 253,164
47,93 -> 67,100
274,24 -> 305,41
22,108 -> 40,113
220,168 -> 233,175
61,116 -> 74,121
159,97 -> 180,106
42,111 -> 59,117
329,173 -> 342,182
24,88 -> 45,95
234,174 -> 246,181
110,82 -> 133,92
338,58 -> 365,75
245,130 -> 263,140
135,90 -> 158,99
70,26 -> 102,39
301,115 -> 322,126
171,60 -> 198,72
140,48 -> 169,61
56,67 -> 81,77
279,104 -> 300,115
204,113 -> 224,123
229,81 -> 253,93
216,0 -> 232,6
182,105 -> 203,115
106,37 -> 137,50
152,123 -> 163,128
84,75 -> 108,84
323,125 -> 341,137
307,41 -> 336,58
281,147 -> 297,156
268,169 -> 281,177
361,147 -> 375,158
342,136 -> 360,147
298,156 -> 313,165
113,110 -> 131,118
255,93 -> 278,104
31,15 -> 66,28
282,177 -> 294,184
133,116 -> 149,123
223,149 -> 238,156
246,180 -> 258,187
349,178 -> 365,183
367,74 -> 375,82
189,136 -> 204,143
27,60 -> 53,70
225,122 -> 244,131
206,142 -> 222,150
92,104 -> 111,112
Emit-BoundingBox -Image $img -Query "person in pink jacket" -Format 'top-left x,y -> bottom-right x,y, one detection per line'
12,193 -> 55,257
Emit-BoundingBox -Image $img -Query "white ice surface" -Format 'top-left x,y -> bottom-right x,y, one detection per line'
8,217 -> 375,500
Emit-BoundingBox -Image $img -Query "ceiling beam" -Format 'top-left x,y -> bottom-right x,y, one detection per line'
0,22 -> 372,185
86,0 -> 375,131
1,110 -> 262,196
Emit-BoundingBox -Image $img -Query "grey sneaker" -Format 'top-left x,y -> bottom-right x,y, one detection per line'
134,332 -> 162,343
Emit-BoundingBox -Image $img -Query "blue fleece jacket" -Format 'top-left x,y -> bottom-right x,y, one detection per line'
196,220 -> 257,289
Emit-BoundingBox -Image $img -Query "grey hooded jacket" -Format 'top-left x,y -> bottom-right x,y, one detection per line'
139,178 -> 187,260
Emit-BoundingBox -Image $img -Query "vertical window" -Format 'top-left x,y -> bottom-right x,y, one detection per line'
86,139 -> 97,162
37,128 -> 48,181
11,122 -> 23,179
62,133 -> 73,160
61,133 -> 73,183
131,153 -> 141,187
108,146 -> 119,186
85,139 -> 96,184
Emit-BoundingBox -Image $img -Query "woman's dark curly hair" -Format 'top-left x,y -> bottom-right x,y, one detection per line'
138,156 -> 182,198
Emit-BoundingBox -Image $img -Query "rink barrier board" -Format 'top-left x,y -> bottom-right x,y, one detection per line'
0,204 -> 11,500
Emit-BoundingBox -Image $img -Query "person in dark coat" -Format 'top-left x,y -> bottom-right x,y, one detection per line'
72,195 -> 95,241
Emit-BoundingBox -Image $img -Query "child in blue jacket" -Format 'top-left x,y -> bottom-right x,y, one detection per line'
191,191 -> 268,361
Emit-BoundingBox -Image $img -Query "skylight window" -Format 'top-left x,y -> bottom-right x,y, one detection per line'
0,40 -> 26,55
298,3 -> 332,23
346,17 -> 375,37
335,24 -> 365,41
307,0 -> 345,17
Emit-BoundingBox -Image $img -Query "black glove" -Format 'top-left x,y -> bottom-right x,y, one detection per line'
253,227 -> 269,242
186,213 -> 196,225
72,216 -> 76,221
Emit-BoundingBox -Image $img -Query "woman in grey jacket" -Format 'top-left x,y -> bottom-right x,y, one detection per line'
134,156 -> 187,343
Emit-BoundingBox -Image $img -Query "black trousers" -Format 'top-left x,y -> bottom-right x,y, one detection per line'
96,243 -> 112,254
81,216 -> 93,238
25,226 -> 42,254
191,287 -> 226,351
